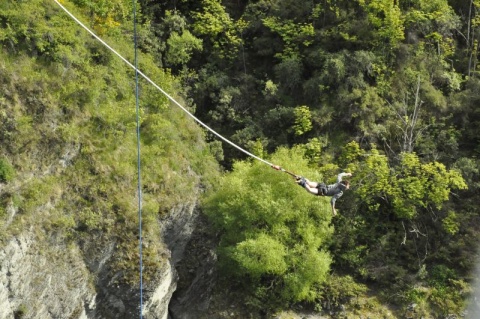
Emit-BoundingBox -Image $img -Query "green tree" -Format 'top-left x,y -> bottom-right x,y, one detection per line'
293,105 -> 313,136
165,30 -> 203,66
191,0 -> 246,60
403,0 -> 460,57
0,158 -> 15,183
70,0 -> 131,35
262,16 -> 315,59
358,0 -> 405,51
350,143 -> 467,219
203,146 -> 333,309
331,142 -> 469,314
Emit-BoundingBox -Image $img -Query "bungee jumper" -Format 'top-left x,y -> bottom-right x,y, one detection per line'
272,166 -> 351,216
296,172 -> 352,216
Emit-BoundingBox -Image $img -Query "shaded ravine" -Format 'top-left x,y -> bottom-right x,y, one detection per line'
166,208 -> 218,319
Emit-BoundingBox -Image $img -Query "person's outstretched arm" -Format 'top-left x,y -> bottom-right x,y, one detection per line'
330,192 -> 343,216
337,172 -> 353,183
331,202 -> 337,216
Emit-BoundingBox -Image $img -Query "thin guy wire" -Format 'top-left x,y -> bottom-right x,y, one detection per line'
131,0 -> 144,317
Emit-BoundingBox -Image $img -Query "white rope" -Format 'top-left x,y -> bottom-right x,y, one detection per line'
52,0 -> 274,167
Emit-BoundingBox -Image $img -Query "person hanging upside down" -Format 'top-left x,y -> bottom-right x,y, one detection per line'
296,172 -> 352,216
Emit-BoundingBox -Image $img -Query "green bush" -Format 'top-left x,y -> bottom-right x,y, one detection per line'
316,275 -> 368,310
0,158 -> 14,183
19,177 -> 56,214
203,146 -> 333,309
14,304 -> 27,318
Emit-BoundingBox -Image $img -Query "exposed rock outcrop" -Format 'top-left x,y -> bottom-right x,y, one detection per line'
0,234 -> 95,319
0,202 -> 202,319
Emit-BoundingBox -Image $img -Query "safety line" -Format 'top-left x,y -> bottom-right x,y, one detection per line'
52,0 -> 274,168
131,0 -> 144,317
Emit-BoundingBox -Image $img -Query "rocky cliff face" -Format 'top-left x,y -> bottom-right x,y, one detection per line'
0,233 -> 95,319
0,201 -> 204,319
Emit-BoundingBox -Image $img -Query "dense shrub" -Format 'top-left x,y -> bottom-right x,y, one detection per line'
0,158 -> 14,183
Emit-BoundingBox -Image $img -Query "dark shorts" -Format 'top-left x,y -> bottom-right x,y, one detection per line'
316,183 -> 327,196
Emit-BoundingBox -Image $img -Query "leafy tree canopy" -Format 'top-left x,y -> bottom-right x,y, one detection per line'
343,142 -> 467,218
203,146 -> 333,306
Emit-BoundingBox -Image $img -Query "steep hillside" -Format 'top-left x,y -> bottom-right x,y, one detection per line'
0,0 -> 219,318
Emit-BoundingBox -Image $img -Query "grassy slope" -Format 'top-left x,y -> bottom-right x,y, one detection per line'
0,0 -> 219,286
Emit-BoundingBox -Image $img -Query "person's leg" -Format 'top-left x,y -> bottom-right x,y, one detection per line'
305,179 -> 319,188
297,178 -> 321,195
304,184 -> 319,195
